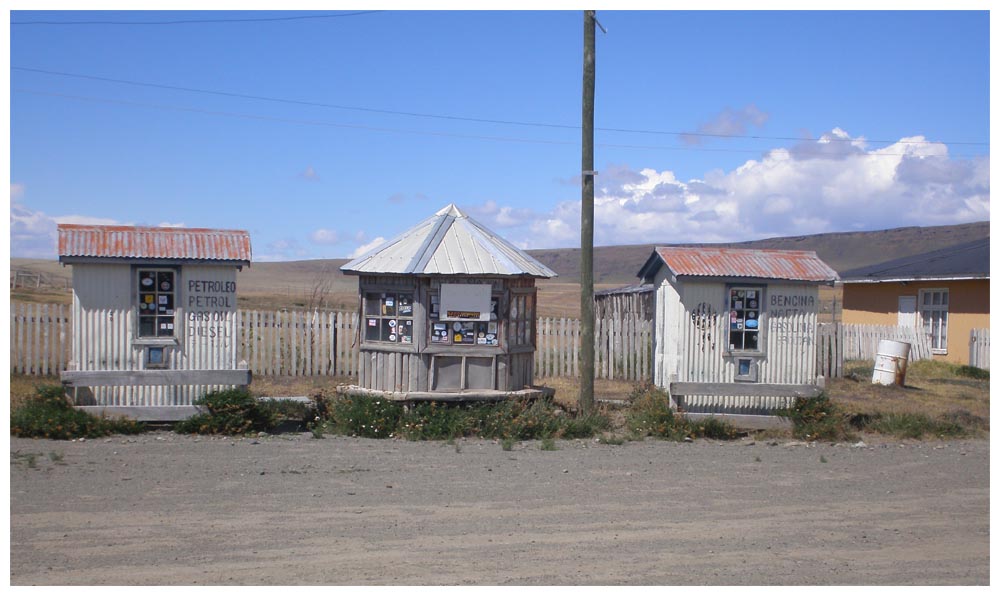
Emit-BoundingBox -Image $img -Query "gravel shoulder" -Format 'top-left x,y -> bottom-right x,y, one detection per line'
10,432 -> 990,585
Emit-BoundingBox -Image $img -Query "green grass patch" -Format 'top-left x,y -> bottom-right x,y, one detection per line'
775,393 -> 856,442
860,411 -> 972,439
11,385 -> 146,440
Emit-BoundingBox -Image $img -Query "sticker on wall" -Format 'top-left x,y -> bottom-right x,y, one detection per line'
389,334 -> 397,342
159,296 -> 168,304
388,320 -> 397,328
488,322 -> 498,334
141,277 -> 153,287
144,295 -> 154,304
745,319 -> 758,329
454,334 -> 463,342
368,318 -> 377,327
748,300 -> 758,308
161,281 -> 171,291
453,322 -> 462,332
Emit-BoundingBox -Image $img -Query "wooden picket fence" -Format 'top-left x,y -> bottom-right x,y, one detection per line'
10,302 -> 71,376
969,328 -> 990,369
238,310 -> 358,377
534,315 -> 652,381
14,302 -> 962,382
10,303 -> 652,382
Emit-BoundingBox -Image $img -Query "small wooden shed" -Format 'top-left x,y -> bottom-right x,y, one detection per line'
339,204 -> 557,399
638,247 -> 838,420
57,224 -> 252,420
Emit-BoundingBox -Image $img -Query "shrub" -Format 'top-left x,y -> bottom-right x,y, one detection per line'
328,394 -> 403,438
399,402 -> 473,441
775,394 -> 855,442
625,384 -> 681,439
11,385 -> 145,440
174,388 -> 278,435
558,410 -> 611,439
689,417 -> 740,440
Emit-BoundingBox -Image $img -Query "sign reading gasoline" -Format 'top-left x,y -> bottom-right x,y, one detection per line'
187,276 -> 237,345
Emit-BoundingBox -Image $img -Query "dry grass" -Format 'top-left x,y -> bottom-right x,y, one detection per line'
825,360 -> 990,422
9,375 -> 62,411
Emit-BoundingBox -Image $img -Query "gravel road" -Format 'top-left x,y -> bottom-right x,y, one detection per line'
10,432 -> 989,585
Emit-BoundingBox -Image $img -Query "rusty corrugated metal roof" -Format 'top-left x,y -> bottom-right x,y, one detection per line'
639,246 -> 838,283
341,204 -> 556,278
58,224 -> 252,263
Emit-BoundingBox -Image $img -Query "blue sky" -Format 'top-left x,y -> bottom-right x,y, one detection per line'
8,8 -> 991,261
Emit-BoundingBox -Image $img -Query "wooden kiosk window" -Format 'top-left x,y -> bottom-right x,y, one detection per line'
429,291 -> 501,347
137,269 -> 176,338
727,286 -> 763,352
363,292 -> 414,344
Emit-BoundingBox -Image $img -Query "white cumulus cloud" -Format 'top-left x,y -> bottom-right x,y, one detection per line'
310,228 -> 339,245
487,129 -> 989,249
349,236 -> 387,259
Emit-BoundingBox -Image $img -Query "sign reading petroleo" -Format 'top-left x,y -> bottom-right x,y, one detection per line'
187,277 -> 236,344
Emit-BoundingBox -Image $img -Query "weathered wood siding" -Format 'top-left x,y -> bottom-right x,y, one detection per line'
969,328 -> 990,370
68,263 -> 240,406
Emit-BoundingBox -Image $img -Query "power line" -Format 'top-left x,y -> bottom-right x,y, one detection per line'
13,66 -> 990,148
11,11 -> 382,26
15,88 -> 985,160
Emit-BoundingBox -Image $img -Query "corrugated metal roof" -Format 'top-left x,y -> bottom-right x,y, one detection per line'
341,204 -> 557,278
639,246 -> 838,283
58,224 -> 252,263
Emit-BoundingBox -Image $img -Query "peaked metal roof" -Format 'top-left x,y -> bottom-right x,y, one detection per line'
840,238 -> 989,282
341,204 -> 556,278
58,224 -> 252,264
639,246 -> 838,283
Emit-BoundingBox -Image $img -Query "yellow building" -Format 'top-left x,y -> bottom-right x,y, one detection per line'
840,239 -> 989,365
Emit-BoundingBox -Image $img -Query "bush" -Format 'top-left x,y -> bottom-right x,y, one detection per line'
11,384 -> 145,440
174,388 -> 278,435
329,394 -> 403,438
775,394 -> 855,441
625,383 -> 681,439
558,410 -> 611,439
399,402 -> 473,440
625,384 -> 740,441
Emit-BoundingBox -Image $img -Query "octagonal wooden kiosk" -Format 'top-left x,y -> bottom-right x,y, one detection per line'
339,204 -> 556,401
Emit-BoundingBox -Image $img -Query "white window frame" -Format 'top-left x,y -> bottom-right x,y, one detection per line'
726,285 -> 765,354
919,288 -> 949,355
136,267 -> 178,340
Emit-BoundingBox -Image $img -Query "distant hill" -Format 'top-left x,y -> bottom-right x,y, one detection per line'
527,221 -> 991,285
11,221 -> 990,305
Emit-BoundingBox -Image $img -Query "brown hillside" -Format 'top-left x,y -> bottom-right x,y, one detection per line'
11,221 -> 990,316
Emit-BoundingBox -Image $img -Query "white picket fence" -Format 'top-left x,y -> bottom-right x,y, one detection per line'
969,328 -> 990,369
840,323 -> 934,362
10,303 -> 652,382
12,301 -> 980,381
9,302 -> 71,375
534,315 -> 652,381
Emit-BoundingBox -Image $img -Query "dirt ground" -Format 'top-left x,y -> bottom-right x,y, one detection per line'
10,432 -> 989,586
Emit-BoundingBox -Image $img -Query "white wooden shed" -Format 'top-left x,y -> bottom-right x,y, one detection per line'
57,224 -> 252,420
638,247 -> 838,419
340,204 -> 557,400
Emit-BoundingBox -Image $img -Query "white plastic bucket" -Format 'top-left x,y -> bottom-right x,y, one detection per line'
872,340 -> 911,386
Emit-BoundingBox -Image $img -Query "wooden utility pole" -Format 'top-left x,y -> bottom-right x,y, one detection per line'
579,9 -> 596,414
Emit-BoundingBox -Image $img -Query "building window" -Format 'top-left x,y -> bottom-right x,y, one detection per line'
727,286 -> 763,352
508,293 -> 534,348
429,292 -> 501,346
919,289 -> 949,353
364,292 -> 414,344
138,269 -> 176,338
